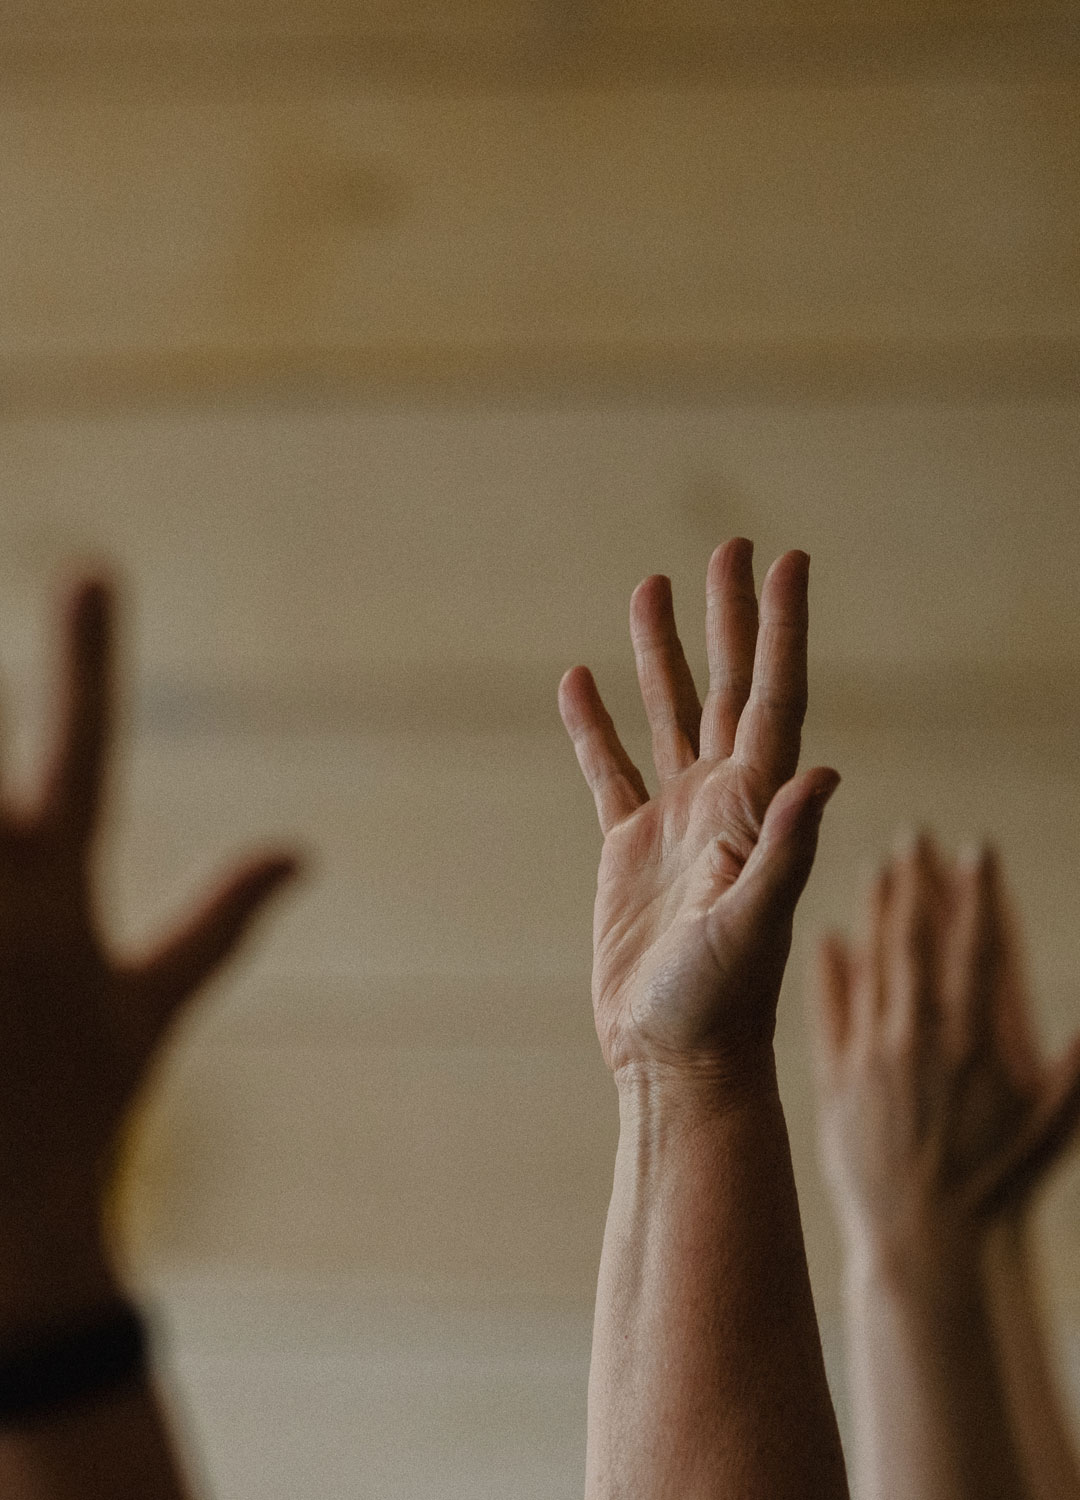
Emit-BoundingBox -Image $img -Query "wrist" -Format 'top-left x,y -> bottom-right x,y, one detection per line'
984,1204 -> 1028,1256
614,1046 -> 779,1124
982,1207 -> 1032,1289
843,1215 -> 986,1311
0,1213 -> 121,1346
613,1048 -> 783,1172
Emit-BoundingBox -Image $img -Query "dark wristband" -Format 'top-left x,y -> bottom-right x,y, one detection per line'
0,1302 -> 148,1424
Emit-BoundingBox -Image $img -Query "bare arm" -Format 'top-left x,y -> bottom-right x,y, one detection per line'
591,1064 -> 847,1498
0,1265 -> 193,1500
842,1227 -> 1026,1500
0,1394 -> 191,1500
0,578 -> 298,1499
814,838 -> 1080,1500
981,899 -> 1080,1500
561,540 -> 848,1499
985,1212 -> 1080,1500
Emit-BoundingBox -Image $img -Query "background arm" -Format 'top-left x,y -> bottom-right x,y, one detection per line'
985,1216 -> 1080,1500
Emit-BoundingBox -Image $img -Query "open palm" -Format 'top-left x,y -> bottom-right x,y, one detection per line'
560,540 -> 838,1078
814,837 -> 1080,1239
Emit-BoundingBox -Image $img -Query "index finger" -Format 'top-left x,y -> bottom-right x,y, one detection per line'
731,550 -> 809,798
559,666 -> 649,835
949,845 -> 1006,1057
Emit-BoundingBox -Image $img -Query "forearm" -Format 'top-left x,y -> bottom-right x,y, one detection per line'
586,1055 -> 848,1500
984,1217 -> 1080,1500
0,1381 -> 194,1500
842,1230 -> 1029,1500
0,1219 -> 197,1500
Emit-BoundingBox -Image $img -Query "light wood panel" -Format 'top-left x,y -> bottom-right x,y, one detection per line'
3,0 -> 1077,94
1,82 -> 1077,408
2,404 -> 1079,696
157,1275 -> 593,1500
9,1 -> 1074,27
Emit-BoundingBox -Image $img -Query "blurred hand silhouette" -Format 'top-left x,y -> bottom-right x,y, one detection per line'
814,833 -> 1080,1253
0,578 -> 300,1269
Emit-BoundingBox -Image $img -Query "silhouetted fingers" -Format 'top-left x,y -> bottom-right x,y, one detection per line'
42,576 -> 115,849
128,853 -> 301,1044
559,666 -> 649,835
629,575 -> 701,782
732,551 -> 809,801
982,852 -> 1041,1092
815,931 -> 854,1063
949,845 -> 1003,1054
0,690 -> 7,817
886,833 -> 942,1043
700,538 -> 758,761
866,863 -> 893,1022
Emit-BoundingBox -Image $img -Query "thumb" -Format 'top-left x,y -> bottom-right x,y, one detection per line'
722,768 -> 841,938
119,851 -> 304,1057
978,1032 -> 1080,1216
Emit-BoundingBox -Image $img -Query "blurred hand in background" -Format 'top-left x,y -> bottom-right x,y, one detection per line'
814,834 -> 1080,1500
0,576 -> 300,1500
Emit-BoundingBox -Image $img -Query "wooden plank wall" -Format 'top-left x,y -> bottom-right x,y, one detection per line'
2,6 -> 1078,1494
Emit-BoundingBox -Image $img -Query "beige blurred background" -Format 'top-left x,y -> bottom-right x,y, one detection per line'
2,2 -> 1080,1495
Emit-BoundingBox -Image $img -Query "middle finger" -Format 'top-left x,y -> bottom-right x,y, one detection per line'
629,574 -> 702,783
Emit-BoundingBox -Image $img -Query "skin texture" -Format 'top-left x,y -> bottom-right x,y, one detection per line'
560,538 -> 849,1500
985,1216 -> 1080,1500
814,835 -> 1080,1500
0,578 -> 299,1500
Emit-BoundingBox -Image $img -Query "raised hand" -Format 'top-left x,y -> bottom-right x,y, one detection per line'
814,835 -> 1080,1248
570,541 -> 850,1500
0,578 -> 299,1282
559,538 -> 839,1081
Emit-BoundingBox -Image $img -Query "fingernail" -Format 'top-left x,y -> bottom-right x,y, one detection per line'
810,771 -> 841,817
